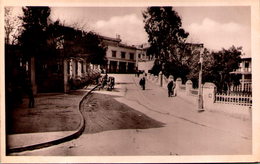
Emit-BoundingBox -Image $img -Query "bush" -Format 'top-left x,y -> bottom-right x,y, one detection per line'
69,72 -> 101,90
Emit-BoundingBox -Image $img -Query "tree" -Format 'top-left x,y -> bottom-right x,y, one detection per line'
52,22 -> 107,65
17,7 -> 51,94
83,32 -> 107,65
187,46 -> 242,91
19,7 -> 51,59
209,46 -> 242,92
149,59 -> 162,75
4,7 -> 22,45
143,7 -> 189,77
186,47 -> 212,88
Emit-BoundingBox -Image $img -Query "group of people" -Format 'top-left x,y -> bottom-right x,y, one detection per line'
138,74 -> 176,97
99,73 -> 115,90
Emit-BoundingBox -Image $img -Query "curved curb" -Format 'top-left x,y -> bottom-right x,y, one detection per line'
6,85 -> 100,154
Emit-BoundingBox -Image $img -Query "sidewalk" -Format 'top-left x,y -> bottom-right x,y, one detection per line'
6,85 -> 97,153
129,76 -> 252,140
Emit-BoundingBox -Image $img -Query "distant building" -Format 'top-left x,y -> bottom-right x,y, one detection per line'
136,43 -> 151,62
135,43 -> 153,73
100,35 -> 148,73
230,57 -> 252,92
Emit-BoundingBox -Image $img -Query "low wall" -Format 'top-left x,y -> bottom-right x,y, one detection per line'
147,74 -> 251,120
176,89 -> 198,105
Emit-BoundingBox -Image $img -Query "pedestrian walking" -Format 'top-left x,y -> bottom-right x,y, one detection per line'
167,77 -> 176,97
167,79 -> 174,97
139,77 -> 146,90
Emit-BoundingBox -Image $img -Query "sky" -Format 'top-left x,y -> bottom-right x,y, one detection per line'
50,7 -> 148,46
10,6 -> 251,57
174,7 -> 251,57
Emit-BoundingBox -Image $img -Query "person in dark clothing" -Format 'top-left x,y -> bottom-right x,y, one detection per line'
101,73 -> 108,89
142,77 -> 145,90
167,80 -> 176,97
167,80 -> 173,97
139,77 -> 146,90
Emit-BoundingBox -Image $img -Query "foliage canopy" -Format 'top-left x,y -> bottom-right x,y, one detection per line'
143,7 -> 243,91
18,7 -> 107,65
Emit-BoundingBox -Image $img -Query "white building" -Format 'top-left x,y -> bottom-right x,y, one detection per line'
100,35 -> 148,73
230,57 -> 252,92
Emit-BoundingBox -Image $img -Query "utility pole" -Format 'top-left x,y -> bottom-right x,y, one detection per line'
198,44 -> 204,110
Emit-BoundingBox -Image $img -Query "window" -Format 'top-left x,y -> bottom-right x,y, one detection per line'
130,53 -> 134,60
112,50 -> 117,57
138,54 -> 141,58
121,52 -> 126,58
245,62 -> 249,68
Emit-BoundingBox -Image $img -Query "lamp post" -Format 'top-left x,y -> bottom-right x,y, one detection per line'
198,45 -> 204,110
160,63 -> 165,87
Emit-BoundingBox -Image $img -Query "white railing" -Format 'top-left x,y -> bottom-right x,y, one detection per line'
236,67 -> 251,73
215,93 -> 252,106
231,82 -> 252,92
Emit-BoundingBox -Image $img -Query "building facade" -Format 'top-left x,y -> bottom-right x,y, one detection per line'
100,35 -> 148,73
230,57 -> 252,93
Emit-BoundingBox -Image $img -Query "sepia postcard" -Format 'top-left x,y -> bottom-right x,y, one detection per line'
1,0 -> 260,163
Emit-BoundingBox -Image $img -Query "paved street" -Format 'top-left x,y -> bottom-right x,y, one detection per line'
12,74 -> 252,156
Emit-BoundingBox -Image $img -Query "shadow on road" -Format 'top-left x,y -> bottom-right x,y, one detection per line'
81,92 -> 165,134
